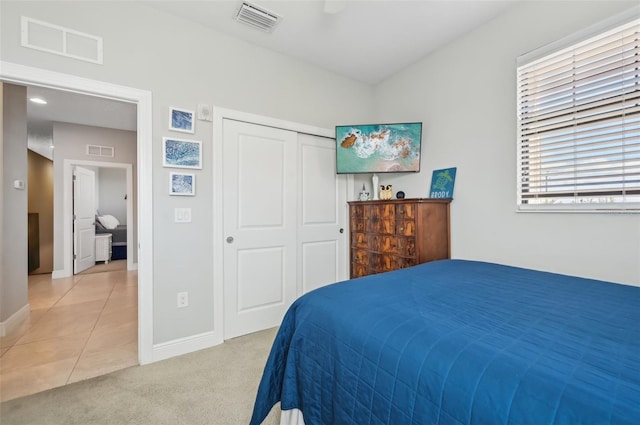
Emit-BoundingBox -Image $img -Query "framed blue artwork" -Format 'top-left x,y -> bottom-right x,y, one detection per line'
163,137 -> 202,169
169,107 -> 195,134
169,172 -> 195,196
429,167 -> 456,199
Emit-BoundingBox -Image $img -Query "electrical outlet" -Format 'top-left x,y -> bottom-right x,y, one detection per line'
177,291 -> 189,308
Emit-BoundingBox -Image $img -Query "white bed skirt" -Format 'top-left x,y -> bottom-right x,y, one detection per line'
280,409 -> 305,425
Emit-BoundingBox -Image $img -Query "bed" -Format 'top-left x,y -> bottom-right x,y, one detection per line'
250,259 -> 640,425
95,214 -> 127,260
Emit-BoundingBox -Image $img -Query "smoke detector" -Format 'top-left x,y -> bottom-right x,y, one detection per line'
235,2 -> 281,33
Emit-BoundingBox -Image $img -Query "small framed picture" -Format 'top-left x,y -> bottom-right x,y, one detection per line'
169,107 -> 195,134
429,167 -> 457,199
169,172 -> 195,196
163,137 -> 202,169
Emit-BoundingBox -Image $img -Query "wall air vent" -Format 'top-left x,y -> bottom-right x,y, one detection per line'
86,144 -> 114,158
21,16 -> 103,64
235,2 -> 281,33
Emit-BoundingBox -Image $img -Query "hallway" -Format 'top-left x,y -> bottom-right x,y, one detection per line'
0,261 -> 138,402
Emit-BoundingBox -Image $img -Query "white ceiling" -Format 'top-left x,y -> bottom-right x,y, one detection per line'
26,86 -> 137,159
27,86 -> 137,131
147,0 -> 518,85
26,0 -> 518,157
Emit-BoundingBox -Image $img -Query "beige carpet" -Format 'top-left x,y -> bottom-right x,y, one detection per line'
0,327 -> 282,425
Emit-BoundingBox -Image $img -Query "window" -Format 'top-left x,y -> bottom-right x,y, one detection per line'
517,18 -> 640,212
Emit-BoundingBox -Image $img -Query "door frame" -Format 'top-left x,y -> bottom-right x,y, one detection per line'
212,107 -> 355,342
0,61 -> 154,365
66,160 -> 134,274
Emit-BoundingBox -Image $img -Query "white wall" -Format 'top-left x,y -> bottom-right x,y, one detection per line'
1,84 -> 28,324
0,83 -> 4,323
0,1 -> 375,346
98,167 -> 127,225
373,0 -> 640,286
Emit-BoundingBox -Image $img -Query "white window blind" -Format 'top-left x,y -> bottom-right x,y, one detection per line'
517,18 -> 640,211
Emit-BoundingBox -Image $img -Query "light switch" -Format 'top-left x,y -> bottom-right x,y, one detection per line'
175,208 -> 192,223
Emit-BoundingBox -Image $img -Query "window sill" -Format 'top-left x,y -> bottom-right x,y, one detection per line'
516,205 -> 640,215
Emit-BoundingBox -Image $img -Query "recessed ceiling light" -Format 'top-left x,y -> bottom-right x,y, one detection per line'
29,97 -> 47,105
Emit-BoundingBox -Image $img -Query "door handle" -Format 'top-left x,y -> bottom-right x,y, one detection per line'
226,236 -> 234,244
339,228 -> 344,233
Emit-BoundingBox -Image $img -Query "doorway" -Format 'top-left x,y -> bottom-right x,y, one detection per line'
1,86 -> 141,401
1,61 -> 153,364
71,162 -> 133,275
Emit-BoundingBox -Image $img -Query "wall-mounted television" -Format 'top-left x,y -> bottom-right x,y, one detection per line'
335,122 -> 422,174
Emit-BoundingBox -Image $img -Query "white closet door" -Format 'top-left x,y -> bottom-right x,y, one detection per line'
222,119 -> 298,339
297,133 -> 348,294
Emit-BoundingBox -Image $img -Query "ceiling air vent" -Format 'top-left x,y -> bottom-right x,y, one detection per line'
235,2 -> 281,33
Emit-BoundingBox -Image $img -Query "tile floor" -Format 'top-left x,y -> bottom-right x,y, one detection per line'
0,261 -> 138,402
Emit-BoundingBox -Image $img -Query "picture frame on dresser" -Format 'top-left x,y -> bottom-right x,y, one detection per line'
429,167 -> 457,199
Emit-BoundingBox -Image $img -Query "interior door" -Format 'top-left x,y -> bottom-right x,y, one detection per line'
298,133 -> 348,294
73,166 -> 96,273
223,119 -> 298,339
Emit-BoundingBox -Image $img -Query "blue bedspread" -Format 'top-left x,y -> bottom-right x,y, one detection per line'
250,260 -> 640,425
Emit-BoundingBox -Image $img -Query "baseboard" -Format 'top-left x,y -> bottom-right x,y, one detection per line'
52,269 -> 70,279
0,303 -> 30,337
152,330 -> 223,363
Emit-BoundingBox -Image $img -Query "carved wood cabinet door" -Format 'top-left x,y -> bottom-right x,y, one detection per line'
348,199 -> 451,278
